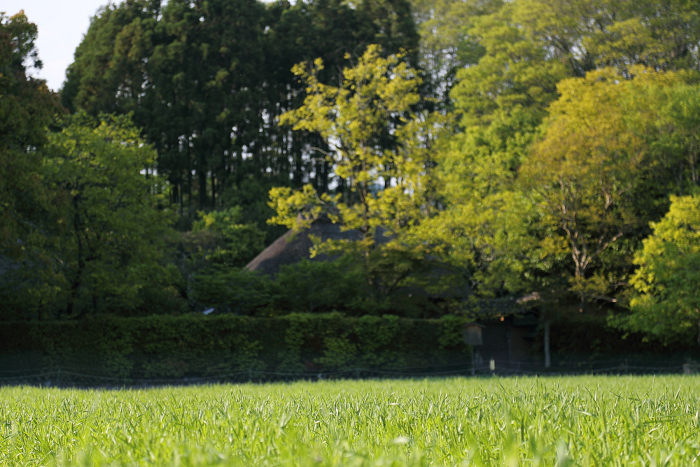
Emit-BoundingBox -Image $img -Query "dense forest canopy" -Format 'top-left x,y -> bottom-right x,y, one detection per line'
3,0 -> 700,345
59,0 -> 420,241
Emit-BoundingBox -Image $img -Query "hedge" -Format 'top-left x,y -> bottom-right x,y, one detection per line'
0,313 -> 471,378
530,313 -> 699,356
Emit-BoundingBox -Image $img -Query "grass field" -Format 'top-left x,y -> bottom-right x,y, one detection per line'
1,376 -> 699,466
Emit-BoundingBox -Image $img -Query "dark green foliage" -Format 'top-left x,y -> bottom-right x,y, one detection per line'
192,268 -> 275,315
191,254 -> 452,318
0,114 -> 187,319
60,0 -> 420,237
0,12 -> 63,255
0,314 -> 471,377
533,313 -> 697,355
189,207 -> 266,268
273,258 -> 372,315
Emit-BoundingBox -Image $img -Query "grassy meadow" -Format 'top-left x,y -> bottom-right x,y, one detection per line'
2,376 -> 699,466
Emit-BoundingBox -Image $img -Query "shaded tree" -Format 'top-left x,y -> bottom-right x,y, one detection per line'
43,115 -> 179,317
0,11 -> 63,254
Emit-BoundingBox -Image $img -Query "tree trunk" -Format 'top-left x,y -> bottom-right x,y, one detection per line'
65,205 -> 84,317
198,150 -> 207,210
187,139 -> 192,217
544,318 -> 551,368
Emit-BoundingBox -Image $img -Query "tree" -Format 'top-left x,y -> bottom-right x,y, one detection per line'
409,0 -> 502,106
0,11 -> 63,254
43,115 -> 179,317
270,45 -> 445,301
274,44 -> 421,236
518,67 -> 690,308
622,194 -> 700,346
61,0 -> 421,239
449,1 -> 571,129
511,0 -> 700,75
624,77 -> 700,208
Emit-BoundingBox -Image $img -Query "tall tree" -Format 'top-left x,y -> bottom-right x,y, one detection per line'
0,11 -> 63,254
43,115 -> 178,317
270,45 -> 444,300
519,67 -> 692,308
61,0 -> 421,242
409,0 -> 502,107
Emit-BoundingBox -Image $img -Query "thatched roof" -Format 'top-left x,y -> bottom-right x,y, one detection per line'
245,217 -> 363,276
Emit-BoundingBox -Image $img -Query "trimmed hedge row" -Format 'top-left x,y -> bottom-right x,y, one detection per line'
0,313 -> 471,378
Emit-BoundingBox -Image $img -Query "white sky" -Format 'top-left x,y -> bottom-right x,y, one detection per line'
3,0 -> 110,91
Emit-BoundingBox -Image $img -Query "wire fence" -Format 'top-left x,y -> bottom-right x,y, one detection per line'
1,357 -> 698,389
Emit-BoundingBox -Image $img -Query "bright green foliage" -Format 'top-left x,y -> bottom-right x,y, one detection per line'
42,115 -> 178,317
2,377 -> 700,466
420,106 -> 548,295
450,2 -> 569,128
624,76 -> 700,211
272,45 -> 447,300
519,67 -> 683,306
573,0 -> 700,71
439,0 -> 700,156
0,11 -> 63,253
624,195 -> 700,345
422,0 -> 573,299
268,184 -> 329,231
277,44 -> 422,237
425,0 -> 700,306
489,0 -> 700,79
429,63 -> 699,308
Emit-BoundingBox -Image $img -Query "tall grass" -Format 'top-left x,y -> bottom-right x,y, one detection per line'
1,376 -> 699,466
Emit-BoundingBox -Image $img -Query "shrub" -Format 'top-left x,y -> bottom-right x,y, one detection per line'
0,314 -> 471,378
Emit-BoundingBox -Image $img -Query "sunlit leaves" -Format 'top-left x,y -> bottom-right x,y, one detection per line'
624,195 -> 700,344
274,44 -> 433,244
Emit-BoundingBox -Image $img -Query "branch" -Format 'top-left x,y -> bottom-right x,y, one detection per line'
309,146 -> 333,157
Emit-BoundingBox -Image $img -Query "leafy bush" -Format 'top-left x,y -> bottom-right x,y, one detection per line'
0,314 -> 471,378
192,268 -> 275,315
190,207 -> 266,268
273,257 -> 372,314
